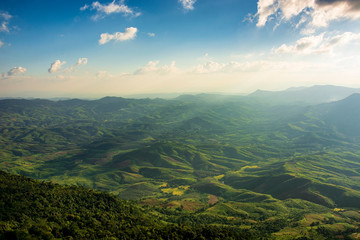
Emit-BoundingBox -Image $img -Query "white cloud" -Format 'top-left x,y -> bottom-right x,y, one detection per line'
255,0 -> 360,29
0,22 -> 9,32
275,32 -> 360,54
148,32 -> 155,37
48,60 -> 67,73
81,0 -> 141,20
64,58 -> 88,72
99,27 -> 137,45
76,58 -> 88,66
179,0 -> 197,11
0,40 -> 3,47
275,33 -> 325,54
0,11 -> 12,32
0,12 -> 12,20
1,66 -> 27,79
7,67 -> 27,76
80,4 -> 89,11
135,61 -> 178,75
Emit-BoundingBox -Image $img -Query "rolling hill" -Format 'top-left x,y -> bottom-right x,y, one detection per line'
1,85 -> 360,238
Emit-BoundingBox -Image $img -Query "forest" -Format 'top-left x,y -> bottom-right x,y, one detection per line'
1,85 -> 360,239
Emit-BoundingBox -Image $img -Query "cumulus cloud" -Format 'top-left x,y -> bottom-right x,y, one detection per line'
48,60 -> 67,73
64,58 -> 88,72
148,32 -> 155,37
0,40 -> 3,47
99,27 -> 137,45
0,11 -> 12,32
81,0 -> 141,20
8,67 -> 27,76
255,0 -> 360,29
135,61 -> 178,75
49,58 -> 88,74
275,32 -> 360,54
275,34 -> 325,54
1,66 -> 27,79
316,0 -> 360,11
179,0 -> 197,11
76,58 -> 88,66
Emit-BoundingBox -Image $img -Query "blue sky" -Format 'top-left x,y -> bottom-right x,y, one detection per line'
1,0 -> 360,98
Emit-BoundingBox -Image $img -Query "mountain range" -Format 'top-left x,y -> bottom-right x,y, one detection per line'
1,85 -> 360,239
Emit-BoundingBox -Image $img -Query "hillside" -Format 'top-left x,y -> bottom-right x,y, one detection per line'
249,85 -> 360,105
2,171 -> 360,239
0,170 -> 254,239
1,85 -> 360,238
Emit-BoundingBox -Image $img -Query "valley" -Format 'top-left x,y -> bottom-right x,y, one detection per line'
1,85 -> 360,239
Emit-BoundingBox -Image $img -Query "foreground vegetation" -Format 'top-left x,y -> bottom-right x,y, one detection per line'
1,170 -> 360,239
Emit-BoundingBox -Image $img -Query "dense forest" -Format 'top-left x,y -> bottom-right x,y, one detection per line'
1,170 -> 360,239
1,171 -> 259,239
1,85 -> 360,239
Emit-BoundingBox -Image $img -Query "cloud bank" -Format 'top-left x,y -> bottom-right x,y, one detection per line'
99,27 -> 137,45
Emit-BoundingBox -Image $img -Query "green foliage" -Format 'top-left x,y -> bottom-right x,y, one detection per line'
1,87 -> 360,238
0,171 -> 256,239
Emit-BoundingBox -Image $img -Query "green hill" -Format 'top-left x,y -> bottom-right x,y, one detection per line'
2,171 -> 360,239
0,171 -> 257,239
1,85 -> 360,238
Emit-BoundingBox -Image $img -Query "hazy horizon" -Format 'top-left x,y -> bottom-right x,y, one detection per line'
1,0 -> 360,98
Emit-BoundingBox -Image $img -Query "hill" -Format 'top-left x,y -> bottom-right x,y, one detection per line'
1,85 -> 360,238
0,170 -> 255,239
248,85 -> 360,105
2,171 -> 360,239
316,93 -> 360,137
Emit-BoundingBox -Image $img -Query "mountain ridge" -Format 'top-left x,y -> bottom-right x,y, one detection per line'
1,85 -> 360,238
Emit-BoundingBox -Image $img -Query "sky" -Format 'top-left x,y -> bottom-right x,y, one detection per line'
1,0 -> 360,98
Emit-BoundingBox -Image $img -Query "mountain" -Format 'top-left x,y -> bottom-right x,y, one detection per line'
2,170 -> 360,239
249,85 -> 360,105
0,170 -> 255,239
317,93 -> 360,137
1,85 -> 360,238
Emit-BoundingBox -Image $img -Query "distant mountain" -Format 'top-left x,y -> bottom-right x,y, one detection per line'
249,85 -> 360,105
315,93 -> 360,137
